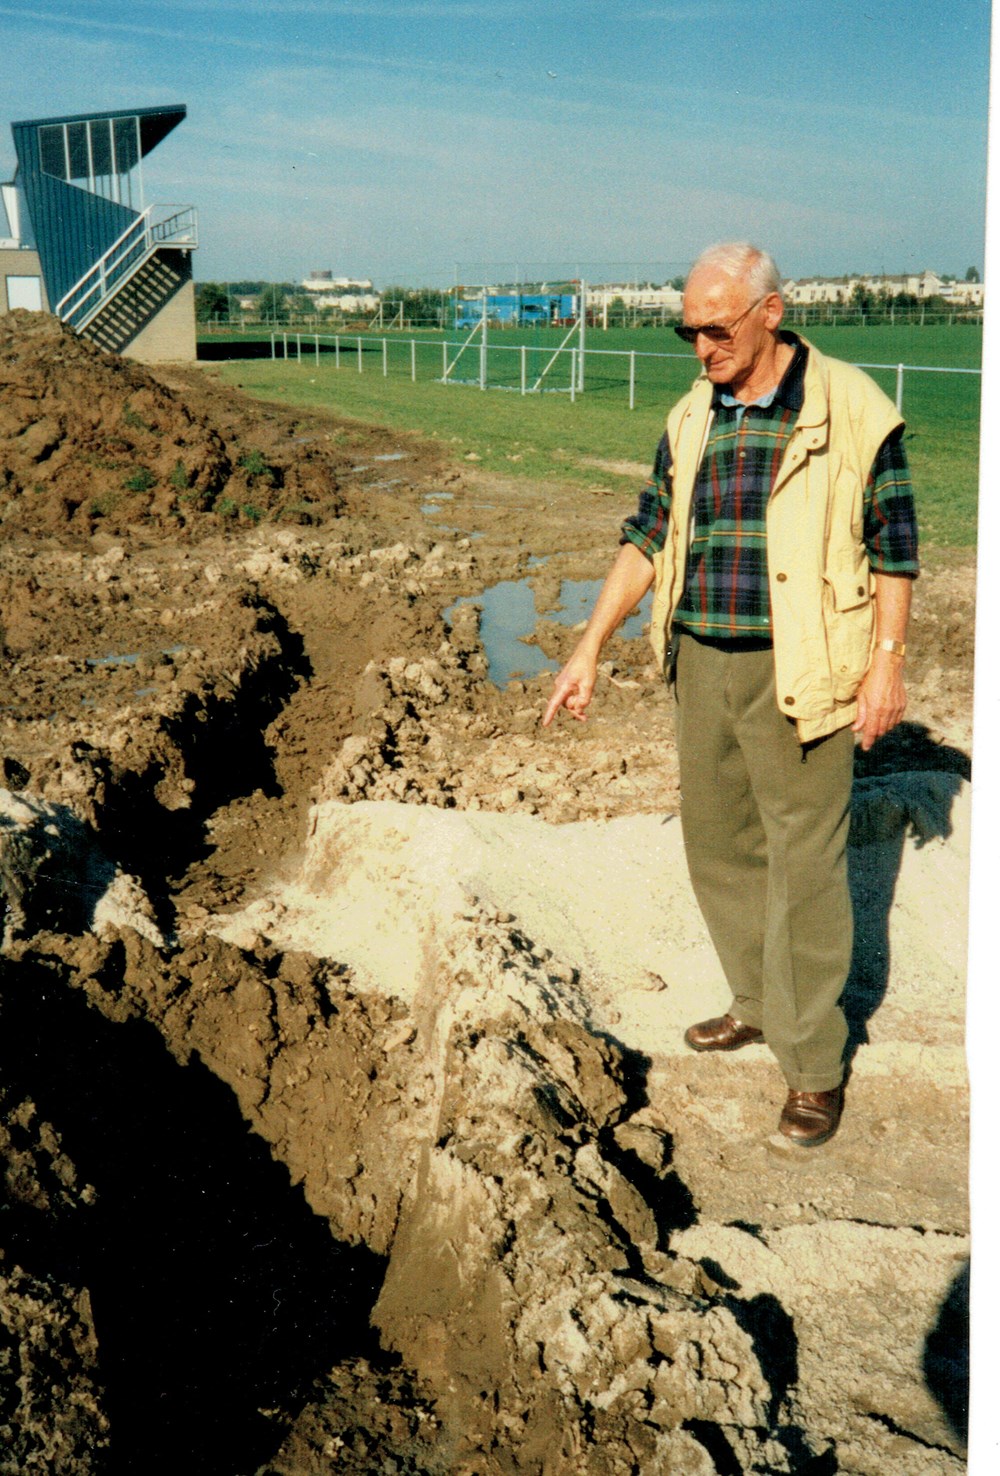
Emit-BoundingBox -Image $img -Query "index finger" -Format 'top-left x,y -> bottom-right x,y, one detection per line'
542,688 -> 566,727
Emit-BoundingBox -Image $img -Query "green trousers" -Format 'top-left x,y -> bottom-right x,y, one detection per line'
674,632 -> 853,1092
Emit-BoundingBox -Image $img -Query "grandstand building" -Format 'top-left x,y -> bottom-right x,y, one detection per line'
0,103 -> 198,361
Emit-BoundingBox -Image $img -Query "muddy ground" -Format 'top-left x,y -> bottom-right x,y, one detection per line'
0,314 -> 974,1474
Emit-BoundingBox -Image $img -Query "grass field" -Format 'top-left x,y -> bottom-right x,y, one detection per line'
205,321 -> 982,549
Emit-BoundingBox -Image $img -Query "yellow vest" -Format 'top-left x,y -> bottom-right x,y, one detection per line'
649,338 -> 905,743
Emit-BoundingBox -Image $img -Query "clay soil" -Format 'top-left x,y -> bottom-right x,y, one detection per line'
0,314 -> 974,1475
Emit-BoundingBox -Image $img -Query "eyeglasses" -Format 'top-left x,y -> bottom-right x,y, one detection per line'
674,294 -> 767,345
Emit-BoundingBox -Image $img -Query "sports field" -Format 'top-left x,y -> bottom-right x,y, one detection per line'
205,321 -> 982,548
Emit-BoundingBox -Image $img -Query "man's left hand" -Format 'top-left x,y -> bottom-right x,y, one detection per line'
852,651 -> 907,751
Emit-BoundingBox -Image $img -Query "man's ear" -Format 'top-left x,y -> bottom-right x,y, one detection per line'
763,292 -> 785,332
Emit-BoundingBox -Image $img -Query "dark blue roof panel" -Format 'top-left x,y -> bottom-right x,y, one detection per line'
12,105 -> 186,156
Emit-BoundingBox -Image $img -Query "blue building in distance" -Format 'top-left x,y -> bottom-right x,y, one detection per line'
454,292 -> 578,330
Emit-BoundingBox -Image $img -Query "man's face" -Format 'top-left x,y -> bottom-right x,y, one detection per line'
681,268 -> 781,390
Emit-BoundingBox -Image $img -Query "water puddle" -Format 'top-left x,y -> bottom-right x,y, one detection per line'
85,644 -> 185,671
373,452 -> 408,462
445,577 -> 651,687
86,651 -> 139,668
421,491 -> 454,515
552,579 -> 651,641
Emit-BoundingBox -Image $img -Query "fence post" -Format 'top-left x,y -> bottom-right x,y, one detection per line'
411,339 -> 416,382
383,338 -> 388,377
896,364 -> 904,414
271,333 -> 275,360
570,348 -> 576,402
296,333 -> 301,363
283,332 -> 288,358
335,335 -> 340,369
357,336 -> 363,373
521,344 -> 526,395
629,351 -> 636,411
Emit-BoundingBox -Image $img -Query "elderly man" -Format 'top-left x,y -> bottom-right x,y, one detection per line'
542,242 -> 918,1146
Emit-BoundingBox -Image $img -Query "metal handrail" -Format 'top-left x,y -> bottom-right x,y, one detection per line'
56,203 -> 198,331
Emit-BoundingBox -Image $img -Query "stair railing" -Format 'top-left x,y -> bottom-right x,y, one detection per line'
56,204 -> 198,332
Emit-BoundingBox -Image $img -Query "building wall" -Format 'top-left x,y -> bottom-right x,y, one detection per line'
122,273 -> 197,363
0,248 -> 50,312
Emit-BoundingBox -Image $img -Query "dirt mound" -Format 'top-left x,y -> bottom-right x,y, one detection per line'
0,312 -> 346,537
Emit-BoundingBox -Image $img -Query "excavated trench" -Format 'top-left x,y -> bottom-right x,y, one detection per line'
84,593 -> 308,907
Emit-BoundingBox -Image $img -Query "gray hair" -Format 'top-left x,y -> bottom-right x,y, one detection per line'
687,242 -> 784,302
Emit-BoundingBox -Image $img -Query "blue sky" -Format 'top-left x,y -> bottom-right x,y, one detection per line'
0,0 -> 991,286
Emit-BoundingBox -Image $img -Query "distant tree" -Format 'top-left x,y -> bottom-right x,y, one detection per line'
670,276 -> 685,291
256,284 -> 292,322
380,285 -> 449,324
284,290 -> 314,318
195,282 -> 229,322
965,266 -> 980,283
849,281 -> 876,313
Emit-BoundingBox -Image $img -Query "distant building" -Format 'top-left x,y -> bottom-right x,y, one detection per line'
300,271 -> 379,312
1,103 -> 198,360
588,284 -> 683,313
454,291 -> 578,329
783,272 -> 984,308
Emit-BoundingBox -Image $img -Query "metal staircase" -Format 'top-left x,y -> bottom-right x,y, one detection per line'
56,203 -> 197,344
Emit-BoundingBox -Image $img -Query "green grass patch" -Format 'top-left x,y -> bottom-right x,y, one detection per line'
169,458 -> 191,491
122,467 -> 156,493
238,448 -> 275,483
121,401 -> 151,432
207,321 -> 981,549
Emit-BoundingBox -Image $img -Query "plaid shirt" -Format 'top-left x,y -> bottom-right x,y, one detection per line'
622,337 -> 919,640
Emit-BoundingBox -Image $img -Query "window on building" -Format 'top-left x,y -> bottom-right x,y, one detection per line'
5,275 -> 43,311
37,116 -> 143,209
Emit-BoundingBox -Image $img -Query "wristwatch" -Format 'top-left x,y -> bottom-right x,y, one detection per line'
877,638 -> 907,656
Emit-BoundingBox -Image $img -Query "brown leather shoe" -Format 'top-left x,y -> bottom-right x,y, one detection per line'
778,1086 -> 843,1147
684,1013 -> 764,1052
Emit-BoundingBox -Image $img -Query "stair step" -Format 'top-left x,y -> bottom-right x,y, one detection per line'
79,250 -> 187,354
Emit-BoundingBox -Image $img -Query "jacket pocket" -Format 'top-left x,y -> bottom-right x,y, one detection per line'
822,568 -> 873,701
